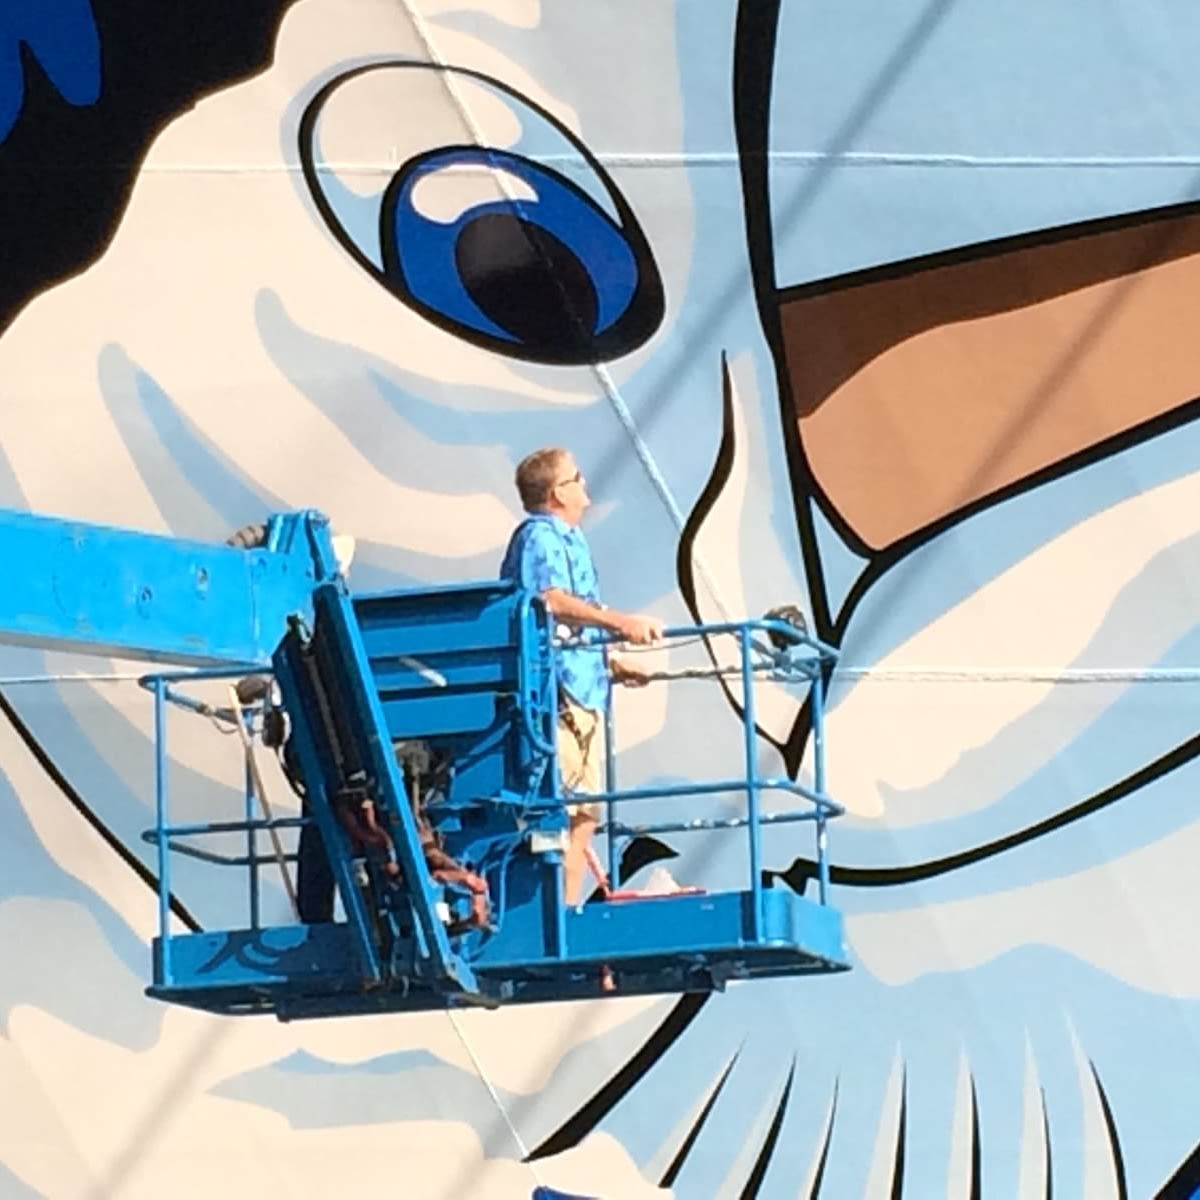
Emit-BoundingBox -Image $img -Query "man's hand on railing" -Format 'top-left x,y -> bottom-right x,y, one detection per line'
610,653 -> 653,688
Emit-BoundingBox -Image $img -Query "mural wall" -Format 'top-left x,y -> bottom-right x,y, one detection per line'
3,0 -> 1200,1195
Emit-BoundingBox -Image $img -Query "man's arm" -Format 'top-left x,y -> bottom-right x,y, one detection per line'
543,587 -> 663,645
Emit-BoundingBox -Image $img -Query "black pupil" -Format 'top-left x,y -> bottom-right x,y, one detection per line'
456,212 -> 599,352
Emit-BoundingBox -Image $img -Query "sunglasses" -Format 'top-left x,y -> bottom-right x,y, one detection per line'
556,469 -> 584,487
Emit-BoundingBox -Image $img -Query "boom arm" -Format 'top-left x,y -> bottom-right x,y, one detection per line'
0,508 -> 341,666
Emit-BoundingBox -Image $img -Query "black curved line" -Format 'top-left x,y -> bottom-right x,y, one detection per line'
1154,1136 -> 1200,1198
733,0 -> 834,641
829,391 -> 1200,644
297,62 -> 662,366
891,1068 -> 908,1200
731,0 -> 1200,781
774,390 -> 1200,779
773,171 -> 1200,574
731,0 -> 855,779
524,992 -> 709,1161
734,0 -> 1200,782
780,194 -> 1200,305
300,62 -> 607,287
1153,1149 -> 1200,1200
1090,1060 -> 1128,1200
769,261 -> 1200,656
677,352 -> 737,624
659,1051 -> 740,1188
585,836 -> 677,905
0,688 -> 200,931
1042,1087 -> 1053,1200
970,1077 -> 981,1200
765,727 -> 1200,892
733,0 -> 785,361
808,1080 -> 839,1200
617,836 -> 677,885
740,1058 -> 796,1200
375,144 -> 661,363
738,0 -> 980,583
675,356 -> 797,764
780,692 -> 818,780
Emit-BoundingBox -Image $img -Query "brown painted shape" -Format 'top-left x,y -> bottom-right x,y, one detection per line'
781,210 -> 1200,551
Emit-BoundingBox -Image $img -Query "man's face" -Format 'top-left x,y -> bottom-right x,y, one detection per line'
552,452 -> 590,526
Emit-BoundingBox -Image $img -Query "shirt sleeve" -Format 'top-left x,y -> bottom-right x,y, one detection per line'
513,523 -> 572,594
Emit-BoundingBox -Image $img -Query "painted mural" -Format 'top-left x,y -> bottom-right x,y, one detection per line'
3,0 -> 1200,1196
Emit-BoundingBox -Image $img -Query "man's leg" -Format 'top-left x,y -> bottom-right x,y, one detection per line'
558,700 -> 604,906
563,810 -> 598,906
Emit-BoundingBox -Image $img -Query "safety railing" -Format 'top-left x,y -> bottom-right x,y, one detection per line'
137,666 -> 305,985
573,616 -> 843,926
137,610 -> 843,987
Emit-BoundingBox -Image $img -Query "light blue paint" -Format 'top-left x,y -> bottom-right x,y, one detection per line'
0,1160 -> 44,1200
99,342 -> 430,595
771,0 -> 1200,283
604,943 -> 1200,1197
0,765 -> 161,1048
213,1048 -> 520,1151
807,498 -> 870,622
833,404 -> 1200,670
97,343 -> 284,536
306,126 -> 383,269
815,571 -> 1200,906
253,289 -> 678,609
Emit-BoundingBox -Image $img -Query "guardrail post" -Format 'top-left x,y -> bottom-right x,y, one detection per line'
152,677 -> 171,986
244,714 -> 261,930
604,701 -> 618,889
812,667 -> 830,906
740,626 -> 763,941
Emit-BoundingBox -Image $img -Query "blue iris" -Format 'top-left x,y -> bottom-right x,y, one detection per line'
0,0 -> 101,143
380,146 -> 661,364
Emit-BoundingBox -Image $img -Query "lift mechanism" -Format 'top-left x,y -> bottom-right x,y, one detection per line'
6,506 -> 848,1017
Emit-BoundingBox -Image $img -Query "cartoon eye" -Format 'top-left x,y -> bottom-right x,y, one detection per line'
299,64 -> 664,365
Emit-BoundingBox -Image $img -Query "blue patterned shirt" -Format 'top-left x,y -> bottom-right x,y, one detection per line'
500,513 -> 610,713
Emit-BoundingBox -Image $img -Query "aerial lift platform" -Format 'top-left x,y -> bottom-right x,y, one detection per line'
4,506 -> 847,1018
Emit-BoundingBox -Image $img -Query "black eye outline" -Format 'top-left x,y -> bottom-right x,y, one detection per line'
298,62 -> 665,365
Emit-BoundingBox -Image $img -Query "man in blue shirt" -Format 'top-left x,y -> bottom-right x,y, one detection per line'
500,446 -> 663,904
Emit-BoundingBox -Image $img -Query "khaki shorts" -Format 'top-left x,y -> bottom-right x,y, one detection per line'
558,699 -> 606,821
